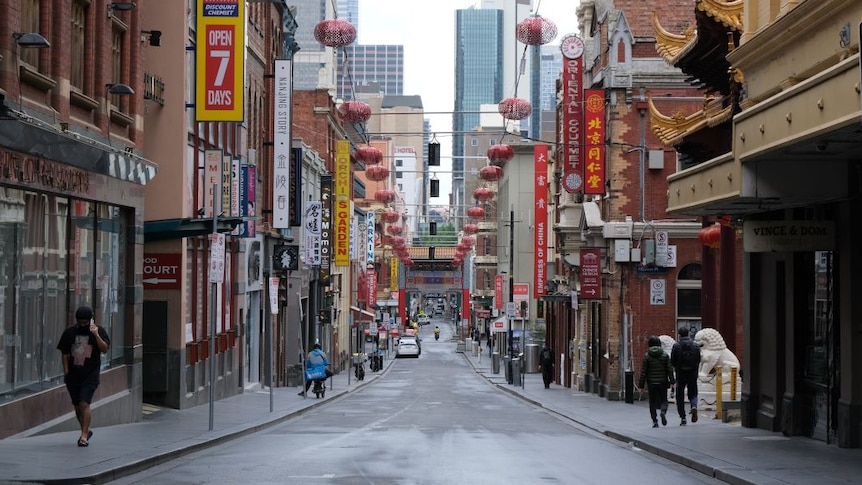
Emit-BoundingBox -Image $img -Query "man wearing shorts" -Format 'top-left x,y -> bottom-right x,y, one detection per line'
57,306 -> 110,447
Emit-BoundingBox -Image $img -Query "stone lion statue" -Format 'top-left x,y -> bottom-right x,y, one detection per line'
694,328 -> 740,377
658,335 -> 676,357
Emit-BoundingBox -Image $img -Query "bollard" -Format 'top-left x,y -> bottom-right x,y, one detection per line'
730,367 -> 738,400
715,367 -> 723,420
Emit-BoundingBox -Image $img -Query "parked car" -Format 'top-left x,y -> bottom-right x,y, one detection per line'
418,315 -> 431,326
396,340 -> 420,358
398,334 -> 421,354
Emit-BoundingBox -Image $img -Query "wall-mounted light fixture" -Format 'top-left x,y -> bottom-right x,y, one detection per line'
108,2 -> 136,19
12,32 -> 50,48
107,83 -> 135,96
141,30 -> 161,47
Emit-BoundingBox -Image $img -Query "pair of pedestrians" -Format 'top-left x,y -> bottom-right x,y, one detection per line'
638,327 -> 701,427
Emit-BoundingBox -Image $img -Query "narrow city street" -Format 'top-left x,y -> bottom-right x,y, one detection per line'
107,318 -> 717,485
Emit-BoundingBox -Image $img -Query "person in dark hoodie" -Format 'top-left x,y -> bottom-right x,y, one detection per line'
639,335 -> 675,428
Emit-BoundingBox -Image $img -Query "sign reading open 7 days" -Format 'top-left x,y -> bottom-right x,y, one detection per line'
196,0 -> 245,122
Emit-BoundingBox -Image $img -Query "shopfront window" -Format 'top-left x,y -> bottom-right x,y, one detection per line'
0,188 -> 128,402
676,263 -> 702,333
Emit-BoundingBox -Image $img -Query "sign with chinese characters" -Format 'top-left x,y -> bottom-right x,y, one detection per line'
534,145 -> 548,298
272,60 -> 292,228
391,257 -> 399,292
334,140 -> 351,266
319,176 -> 332,284
583,89 -> 605,195
304,202 -> 321,265
495,274 -> 503,309
579,248 -> 601,299
195,0 -> 244,121
560,41 -> 584,193
367,269 -> 377,308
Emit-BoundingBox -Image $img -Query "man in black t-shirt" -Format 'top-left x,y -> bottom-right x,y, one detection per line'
57,306 -> 110,447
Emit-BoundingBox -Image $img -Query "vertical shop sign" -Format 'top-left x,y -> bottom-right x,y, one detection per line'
203,149 -> 222,217
495,274 -> 503,309
272,60 -> 292,228
319,175 -> 332,284
579,248 -> 602,299
334,140 -> 350,266
559,34 -> 585,193
366,211 -> 375,266
391,257 -> 399,292
534,145 -> 548,298
304,201 -> 322,265
583,89 -> 606,195
195,0 -> 244,121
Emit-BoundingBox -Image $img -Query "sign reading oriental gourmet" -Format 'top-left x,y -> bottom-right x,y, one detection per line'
334,140 -> 351,266
583,89 -> 606,195
195,0 -> 245,122
534,145 -> 548,298
560,34 -> 584,193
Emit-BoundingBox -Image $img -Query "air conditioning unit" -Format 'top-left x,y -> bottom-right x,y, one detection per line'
602,216 -> 634,239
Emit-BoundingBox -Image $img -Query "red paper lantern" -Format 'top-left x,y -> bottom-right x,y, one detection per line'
467,206 -> 485,219
387,224 -> 403,236
380,209 -> 400,224
479,165 -> 504,182
374,188 -> 396,203
697,224 -> 721,249
463,223 -> 479,235
473,187 -> 495,202
487,144 -> 514,164
313,19 -> 357,47
338,100 -> 372,123
516,16 -> 558,46
355,145 -> 382,165
403,259 -> 414,266
461,235 -> 476,246
366,165 -> 390,182
457,243 -> 472,252
498,97 -> 532,120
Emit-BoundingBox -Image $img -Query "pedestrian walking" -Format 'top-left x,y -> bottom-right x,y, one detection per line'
539,342 -> 554,389
57,305 -> 110,447
671,326 -> 702,425
638,335 -> 674,428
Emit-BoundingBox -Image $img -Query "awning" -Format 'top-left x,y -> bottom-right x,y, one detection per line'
349,306 -> 376,318
144,217 -> 244,242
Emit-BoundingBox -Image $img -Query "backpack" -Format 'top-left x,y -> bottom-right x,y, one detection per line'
678,340 -> 699,372
540,348 -> 553,364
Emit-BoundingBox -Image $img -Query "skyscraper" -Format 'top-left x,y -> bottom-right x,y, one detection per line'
337,44 -> 405,100
292,0 -> 334,90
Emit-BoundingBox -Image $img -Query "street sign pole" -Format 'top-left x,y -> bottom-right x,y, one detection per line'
208,183 -> 219,431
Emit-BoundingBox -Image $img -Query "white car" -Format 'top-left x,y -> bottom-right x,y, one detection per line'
396,340 -> 420,358
418,315 -> 431,326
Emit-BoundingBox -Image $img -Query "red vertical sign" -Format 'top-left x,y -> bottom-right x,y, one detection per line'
494,274 -> 503,309
583,89 -> 606,195
534,145 -> 548,298
398,289 -> 407,330
580,248 -> 602,299
367,270 -> 377,308
561,56 -> 584,193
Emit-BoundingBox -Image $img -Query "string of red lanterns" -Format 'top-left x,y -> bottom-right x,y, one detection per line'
487,144 -> 514,164
498,97 -> 532,120
355,145 -> 382,165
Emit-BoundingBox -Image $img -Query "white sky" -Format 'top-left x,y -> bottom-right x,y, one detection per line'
357,0 -> 580,204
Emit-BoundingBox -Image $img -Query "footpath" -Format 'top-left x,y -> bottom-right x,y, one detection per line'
1,342 -> 860,484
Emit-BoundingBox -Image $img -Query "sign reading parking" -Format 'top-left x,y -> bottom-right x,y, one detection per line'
143,253 -> 182,289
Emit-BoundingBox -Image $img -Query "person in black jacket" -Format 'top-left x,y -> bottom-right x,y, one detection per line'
671,326 -> 702,425
639,335 -> 674,428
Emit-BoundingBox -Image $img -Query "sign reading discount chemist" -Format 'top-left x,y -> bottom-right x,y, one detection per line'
196,0 -> 245,122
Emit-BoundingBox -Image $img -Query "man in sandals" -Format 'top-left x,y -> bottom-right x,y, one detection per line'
57,306 -> 110,447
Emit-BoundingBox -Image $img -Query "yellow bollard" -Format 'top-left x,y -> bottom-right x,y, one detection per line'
730,367 -> 738,401
715,366 -> 723,420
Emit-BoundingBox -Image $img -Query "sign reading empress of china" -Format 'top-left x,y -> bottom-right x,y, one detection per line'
534,145 -> 548,298
560,34 -> 584,193
195,0 -> 244,122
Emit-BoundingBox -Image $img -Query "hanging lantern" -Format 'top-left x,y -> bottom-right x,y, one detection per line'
366,165 -> 390,182
487,144 -> 514,164
355,145 -> 383,165
461,235 -> 476,247
516,15 -> 558,46
403,259 -> 414,266
498,97 -> 532,120
473,187 -> 495,202
338,100 -> 372,123
697,224 -> 722,249
463,223 -> 479,235
390,235 -> 405,248
374,188 -> 396,203
457,242 -> 472,252
467,206 -> 486,219
387,224 -> 403,236
479,165 -> 504,182
451,258 -> 463,267
380,209 -> 400,224
313,19 -> 357,47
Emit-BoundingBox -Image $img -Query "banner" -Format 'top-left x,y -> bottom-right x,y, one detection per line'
494,274 -> 503,309
195,0 -> 244,121
203,149 -> 222,217
366,211 -> 375,267
334,140 -> 350,266
319,175 -> 332,284
272,60 -> 292,228
580,248 -> 601,299
304,201 -> 322,265
367,269 -> 377,308
560,34 -> 584,193
534,145 -> 548,298
391,257 -> 398,292
583,89 -> 606,195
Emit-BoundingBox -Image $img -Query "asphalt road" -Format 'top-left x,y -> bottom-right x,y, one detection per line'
107,318 -> 719,485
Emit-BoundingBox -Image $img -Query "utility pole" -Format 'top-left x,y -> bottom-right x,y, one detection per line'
508,206 -> 515,384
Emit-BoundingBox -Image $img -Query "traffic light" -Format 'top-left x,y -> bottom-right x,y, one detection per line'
429,221 -> 437,235
429,246 -> 435,260
430,179 -> 439,197
428,141 -> 440,166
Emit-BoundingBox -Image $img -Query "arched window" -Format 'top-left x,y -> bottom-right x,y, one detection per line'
676,263 -> 702,333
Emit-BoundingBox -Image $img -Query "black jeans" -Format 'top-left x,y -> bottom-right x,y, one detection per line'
647,383 -> 669,422
675,371 -> 699,418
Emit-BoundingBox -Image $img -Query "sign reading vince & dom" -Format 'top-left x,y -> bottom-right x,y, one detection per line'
743,221 -> 834,252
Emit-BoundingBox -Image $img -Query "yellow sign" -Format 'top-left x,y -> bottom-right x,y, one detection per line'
334,140 -> 351,266
195,0 -> 245,121
390,257 -> 398,292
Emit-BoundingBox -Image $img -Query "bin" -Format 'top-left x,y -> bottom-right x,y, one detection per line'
492,352 -> 500,374
504,355 -> 512,383
472,340 -> 479,356
524,344 -> 540,373
512,357 -> 522,386
465,337 -> 473,351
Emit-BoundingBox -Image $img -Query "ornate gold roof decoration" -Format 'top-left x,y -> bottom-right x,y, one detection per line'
697,0 -> 743,32
648,96 -> 732,146
653,12 -> 695,63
